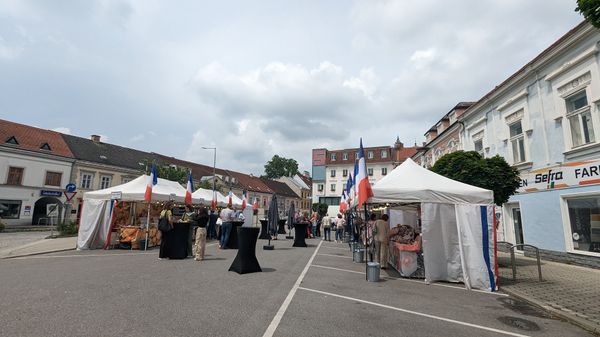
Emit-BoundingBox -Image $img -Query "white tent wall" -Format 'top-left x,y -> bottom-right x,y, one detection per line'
421,203 -> 464,284
455,204 -> 497,291
77,199 -> 111,249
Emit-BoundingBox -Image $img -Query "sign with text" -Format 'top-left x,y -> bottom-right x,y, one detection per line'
518,159 -> 600,193
40,190 -> 62,197
111,191 -> 122,200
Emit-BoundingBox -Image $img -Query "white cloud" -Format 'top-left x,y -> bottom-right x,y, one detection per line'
51,127 -> 71,134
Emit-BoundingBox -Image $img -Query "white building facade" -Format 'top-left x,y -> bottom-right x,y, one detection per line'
460,22 -> 600,267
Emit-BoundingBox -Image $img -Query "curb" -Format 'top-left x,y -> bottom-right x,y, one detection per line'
1,247 -> 76,259
501,287 -> 600,336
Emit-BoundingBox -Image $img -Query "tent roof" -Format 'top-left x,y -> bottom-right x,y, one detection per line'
192,189 -> 244,207
83,175 -> 186,202
369,158 -> 493,205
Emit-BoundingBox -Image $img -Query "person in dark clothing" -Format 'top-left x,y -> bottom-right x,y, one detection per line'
158,201 -> 174,260
193,207 -> 210,261
181,204 -> 199,257
208,209 -> 218,240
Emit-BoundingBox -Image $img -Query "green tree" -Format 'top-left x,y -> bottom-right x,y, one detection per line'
264,155 -> 299,178
143,159 -> 189,185
312,203 -> 328,217
430,151 -> 521,206
576,0 -> 600,29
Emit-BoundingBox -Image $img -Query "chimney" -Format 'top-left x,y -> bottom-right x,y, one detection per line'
91,135 -> 101,142
303,170 -> 310,178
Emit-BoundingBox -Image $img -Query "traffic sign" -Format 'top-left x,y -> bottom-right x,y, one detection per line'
64,191 -> 77,202
65,183 -> 76,192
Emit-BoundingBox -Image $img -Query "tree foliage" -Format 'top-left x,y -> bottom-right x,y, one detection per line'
264,155 -> 299,178
430,151 -> 521,206
576,0 -> 600,29
143,159 -> 189,185
312,203 -> 328,217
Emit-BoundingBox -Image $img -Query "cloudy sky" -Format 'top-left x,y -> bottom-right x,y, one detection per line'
0,0 -> 584,175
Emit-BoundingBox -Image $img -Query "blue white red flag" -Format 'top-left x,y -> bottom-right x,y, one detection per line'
144,163 -> 158,203
346,173 -> 353,207
185,170 -> 193,204
253,197 -> 259,210
356,138 -> 374,208
241,190 -> 247,210
228,190 -> 233,207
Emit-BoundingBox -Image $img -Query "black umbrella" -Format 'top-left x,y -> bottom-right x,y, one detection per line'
286,201 -> 295,239
264,193 -> 278,250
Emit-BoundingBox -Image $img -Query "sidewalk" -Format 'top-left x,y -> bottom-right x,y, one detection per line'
0,236 -> 77,259
498,251 -> 600,335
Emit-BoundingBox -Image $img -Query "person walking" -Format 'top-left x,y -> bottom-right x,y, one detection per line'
322,213 -> 331,241
193,207 -> 209,261
219,204 -> 234,249
335,213 -> 345,243
373,214 -> 390,269
158,201 -> 174,260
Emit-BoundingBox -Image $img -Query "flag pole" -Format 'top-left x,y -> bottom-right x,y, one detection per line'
144,203 -> 151,250
364,203 -> 369,281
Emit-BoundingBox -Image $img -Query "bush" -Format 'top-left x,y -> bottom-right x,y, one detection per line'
57,221 -> 78,236
0,221 -> 5,232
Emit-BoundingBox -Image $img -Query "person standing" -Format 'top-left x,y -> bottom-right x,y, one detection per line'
310,212 -> 318,238
181,204 -> 198,257
373,214 -> 390,269
219,205 -> 234,249
158,202 -> 174,260
335,213 -> 345,243
193,207 -> 209,261
322,213 -> 331,242
208,209 -> 218,240
364,213 -> 377,262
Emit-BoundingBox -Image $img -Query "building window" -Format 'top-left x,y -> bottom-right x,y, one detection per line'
5,136 -> 18,145
381,150 -> 388,158
355,152 -> 359,160
318,184 -> 324,192
121,177 -> 133,184
565,196 -> 600,254
0,200 -> 21,219
330,184 -> 336,192
100,175 -> 112,189
45,172 -> 62,186
330,170 -> 336,178
40,143 -> 52,151
382,167 -> 387,175
342,152 -> 348,160
342,169 -> 348,177
7,167 -> 24,185
368,168 -> 373,176
342,183 -> 347,191
80,173 -> 93,189
566,91 -> 594,147
367,151 -> 374,159
331,153 -> 336,161
509,121 -> 526,163
474,139 -> 483,156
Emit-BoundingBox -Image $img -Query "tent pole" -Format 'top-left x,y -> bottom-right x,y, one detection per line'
144,203 -> 150,251
364,203 -> 368,281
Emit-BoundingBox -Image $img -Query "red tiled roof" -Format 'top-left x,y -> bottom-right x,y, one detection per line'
0,119 -> 74,158
298,174 -> 312,187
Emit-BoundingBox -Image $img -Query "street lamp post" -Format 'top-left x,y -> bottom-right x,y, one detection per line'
202,147 -> 217,205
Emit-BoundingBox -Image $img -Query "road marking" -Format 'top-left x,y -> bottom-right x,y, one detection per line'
298,287 -> 528,337
11,243 -> 219,260
320,245 -> 350,251
317,253 -> 352,259
310,264 -> 508,297
262,240 -> 323,337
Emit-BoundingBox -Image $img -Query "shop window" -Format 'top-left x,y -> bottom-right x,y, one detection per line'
0,200 -> 21,219
80,173 -> 93,189
317,184 -> 324,192
367,151 -> 374,159
382,167 -> 387,175
342,169 -> 348,177
331,153 -> 336,161
342,152 -> 348,160
509,120 -> 526,163
368,168 -> 373,176
330,170 -> 336,178
45,171 -> 62,186
100,175 -> 112,189
330,184 -> 336,192
566,91 -> 594,147
7,167 -> 24,185
566,196 -> 600,253
381,150 -> 388,158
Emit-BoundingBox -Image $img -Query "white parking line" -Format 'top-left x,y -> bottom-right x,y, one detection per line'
310,264 -> 508,297
320,245 -> 351,251
262,240 -> 323,337
298,287 -> 528,337
11,243 -> 219,260
317,253 -> 352,259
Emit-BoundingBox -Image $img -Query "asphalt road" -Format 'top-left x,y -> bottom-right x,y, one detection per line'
0,237 -> 592,337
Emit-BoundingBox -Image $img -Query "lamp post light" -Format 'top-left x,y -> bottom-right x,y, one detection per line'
201,147 -> 217,205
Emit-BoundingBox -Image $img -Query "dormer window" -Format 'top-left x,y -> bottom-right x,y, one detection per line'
5,136 -> 18,145
40,143 -> 51,151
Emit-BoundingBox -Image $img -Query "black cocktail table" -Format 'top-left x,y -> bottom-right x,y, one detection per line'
292,222 -> 308,247
229,227 -> 262,274
227,221 -> 244,249
259,219 -> 271,240
277,219 -> 287,234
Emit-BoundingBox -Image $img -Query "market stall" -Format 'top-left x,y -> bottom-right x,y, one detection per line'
369,158 -> 498,292
77,175 -> 188,250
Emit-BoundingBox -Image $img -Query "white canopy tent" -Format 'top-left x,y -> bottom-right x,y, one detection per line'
77,175 -> 188,250
369,158 -> 498,291
191,188 -> 244,207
